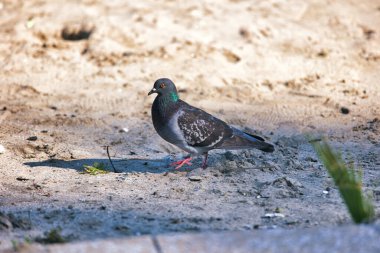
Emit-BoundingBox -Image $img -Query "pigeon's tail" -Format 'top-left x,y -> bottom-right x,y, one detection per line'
218,128 -> 274,152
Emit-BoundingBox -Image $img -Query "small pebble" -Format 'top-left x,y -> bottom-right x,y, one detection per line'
26,19 -> 35,29
16,177 -> 29,181
242,224 -> 252,230
27,136 -> 38,141
0,144 -> 5,154
189,176 -> 202,182
263,213 -> 285,218
61,22 -> 94,41
340,107 -> 350,114
305,156 -> 318,162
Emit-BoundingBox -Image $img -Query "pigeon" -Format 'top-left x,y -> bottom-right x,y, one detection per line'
148,78 -> 274,169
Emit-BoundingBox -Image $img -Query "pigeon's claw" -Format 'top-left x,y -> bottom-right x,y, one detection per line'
170,157 -> 193,169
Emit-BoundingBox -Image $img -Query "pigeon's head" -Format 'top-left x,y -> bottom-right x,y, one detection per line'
148,78 -> 179,100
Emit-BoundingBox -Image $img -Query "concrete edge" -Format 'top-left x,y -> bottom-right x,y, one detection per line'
3,224 -> 380,253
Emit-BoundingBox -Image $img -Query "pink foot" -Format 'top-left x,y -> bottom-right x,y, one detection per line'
170,157 -> 193,170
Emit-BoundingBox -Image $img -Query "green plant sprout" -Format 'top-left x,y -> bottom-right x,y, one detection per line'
310,138 -> 375,223
82,162 -> 109,175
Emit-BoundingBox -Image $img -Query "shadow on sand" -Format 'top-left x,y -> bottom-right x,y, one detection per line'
24,157 -> 175,174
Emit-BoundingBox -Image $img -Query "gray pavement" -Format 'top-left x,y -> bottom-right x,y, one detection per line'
7,224 -> 380,253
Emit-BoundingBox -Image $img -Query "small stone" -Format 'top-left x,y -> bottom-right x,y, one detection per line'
223,49 -> 241,63
189,176 -> 202,182
16,177 -> 29,181
340,107 -> 350,114
285,220 -> 299,225
239,27 -> 251,39
61,22 -> 94,41
262,213 -> 285,218
114,225 -> 131,235
27,136 -> 38,141
317,49 -> 328,57
26,18 -> 35,29
0,145 -> 5,154
305,156 -> 318,162
242,224 -> 252,230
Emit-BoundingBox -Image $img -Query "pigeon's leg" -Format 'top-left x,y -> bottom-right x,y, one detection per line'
170,156 -> 193,170
201,152 -> 209,169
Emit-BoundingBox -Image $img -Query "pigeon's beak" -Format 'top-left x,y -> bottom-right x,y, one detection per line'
148,88 -> 157,96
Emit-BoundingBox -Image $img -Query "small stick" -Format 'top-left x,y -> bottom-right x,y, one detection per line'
105,145 -> 118,173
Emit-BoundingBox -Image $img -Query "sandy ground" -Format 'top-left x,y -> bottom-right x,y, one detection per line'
0,0 -> 380,249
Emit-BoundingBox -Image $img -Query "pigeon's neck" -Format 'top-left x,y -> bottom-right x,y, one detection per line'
157,92 -> 179,108
168,92 -> 179,103
153,92 -> 180,119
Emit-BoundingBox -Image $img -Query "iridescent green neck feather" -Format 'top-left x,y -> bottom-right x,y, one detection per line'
157,91 -> 179,112
170,92 -> 179,102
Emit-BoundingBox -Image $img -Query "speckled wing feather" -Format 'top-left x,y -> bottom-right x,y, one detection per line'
177,101 -> 233,149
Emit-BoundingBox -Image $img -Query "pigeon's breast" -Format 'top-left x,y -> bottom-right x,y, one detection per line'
152,106 -> 198,154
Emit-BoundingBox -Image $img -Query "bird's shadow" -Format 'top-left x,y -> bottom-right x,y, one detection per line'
24,156 -> 176,174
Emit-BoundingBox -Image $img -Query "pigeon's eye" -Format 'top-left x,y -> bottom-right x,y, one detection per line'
160,83 -> 166,89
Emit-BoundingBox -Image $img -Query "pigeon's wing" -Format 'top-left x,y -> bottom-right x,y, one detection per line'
177,103 -> 233,149
176,101 -> 274,153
